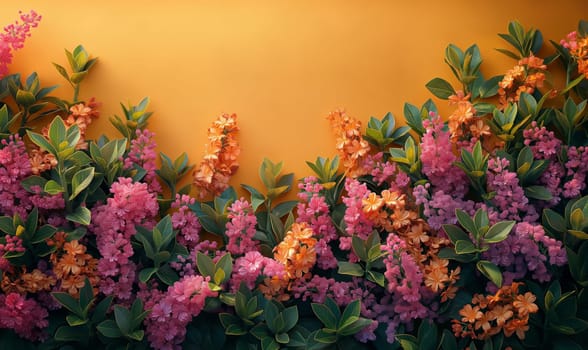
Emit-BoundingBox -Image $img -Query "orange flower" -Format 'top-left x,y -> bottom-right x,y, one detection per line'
193,113 -> 240,199
424,268 -> 448,293
362,192 -> 384,213
504,317 -> 529,339
60,275 -> 87,296
513,292 -> 538,317
64,240 -> 86,256
489,304 -> 514,327
273,223 -> 317,280
327,109 -> 371,177
58,253 -> 82,276
381,190 -> 405,209
460,304 -> 483,323
21,269 -> 55,293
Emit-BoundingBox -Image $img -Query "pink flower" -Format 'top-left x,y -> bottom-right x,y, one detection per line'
91,177 -> 158,302
0,10 -> 41,78
0,293 -> 48,341
225,198 -> 258,255
144,275 -> 217,350
124,129 -> 161,193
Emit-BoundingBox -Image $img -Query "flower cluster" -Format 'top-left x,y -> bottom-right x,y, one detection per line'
327,109 -> 371,177
561,30 -> 588,78
193,113 -> 239,199
225,198 -> 258,255
498,55 -> 547,107
143,275 -> 217,350
453,283 -> 538,341
0,10 -> 41,78
0,292 -> 48,341
91,177 -> 158,302
124,128 -> 161,193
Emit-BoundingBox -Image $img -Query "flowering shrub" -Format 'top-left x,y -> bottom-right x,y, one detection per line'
0,9 -> 588,350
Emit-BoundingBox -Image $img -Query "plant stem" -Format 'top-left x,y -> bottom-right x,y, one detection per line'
73,84 -> 80,103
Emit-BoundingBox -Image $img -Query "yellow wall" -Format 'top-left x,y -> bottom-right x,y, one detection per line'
3,1 -> 588,194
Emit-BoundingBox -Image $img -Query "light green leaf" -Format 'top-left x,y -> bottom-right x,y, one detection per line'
70,167 -> 95,200
66,206 -> 91,225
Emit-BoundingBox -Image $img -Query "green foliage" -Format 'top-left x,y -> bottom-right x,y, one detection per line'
337,231 -> 386,287
440,208 -> 515,287
156,151 -> 193,212
133,215 -> 187,286
310,298 -> 372,347
388,136 -> 422,182
110,97 -> 153,140
552,97 -> 587,145
5,72 -> 61,135
53,45 -> 97,102
306,156 -> 345,208
363,112 -> 411,151
241,158 -> 298,251
190,186 -> 237,236
196,251 -> 233,291
454,141 -> 489,195
50,278 -> 113,347
96,299 -> 149,347
0,208 -> 57,266
26,116 -> 98,223
497,21 -> 543,59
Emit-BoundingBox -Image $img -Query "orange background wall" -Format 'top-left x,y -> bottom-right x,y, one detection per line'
2,1 -> 588,194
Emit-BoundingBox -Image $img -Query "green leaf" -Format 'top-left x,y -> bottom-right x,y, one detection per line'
66,206 -> 91,225
426,78 -> 456,99
418,320 -> 438,350
241,184 -> 265,212
54,325 -> 88,343
44,180 -> 64,195
314,329 -> 338,344
79,278 -> 94,310
66,314 -> 88,327
338,318 -> 372,336
196,252 -> 215,278
366,270 -> 385,287
16,89 -> 35,106
337,261 -> 364,277
483,220 -> 515,243
48,116 -> 67,147
275,332 -> 289,344
91,296 -> 113,324
396,334 -> 419,350
52,292 -> 83,316
281,306 -> 298,332
311,303 -> 338,330
53,62 -> 71,82
70,167 -> 95,200
477,260 -> 503,287
442,224 -> 470,245
455,209 -> 478,236
114,305 -> 131,335
455,240 -> 477,254
97,320 -> 123,338
127,330 -> 144,341
139,267 -> 159,283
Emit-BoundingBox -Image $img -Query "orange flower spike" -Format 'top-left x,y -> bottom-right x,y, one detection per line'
459,304 -> 483,323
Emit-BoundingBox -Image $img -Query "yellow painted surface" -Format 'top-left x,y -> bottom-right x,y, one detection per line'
3,1 -> 587,194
